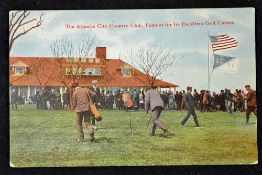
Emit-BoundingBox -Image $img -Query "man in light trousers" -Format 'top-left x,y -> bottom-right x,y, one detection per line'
145,87 -> 169,136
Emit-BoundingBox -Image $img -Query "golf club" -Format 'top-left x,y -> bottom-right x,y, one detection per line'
146,111 -> 152,131
129,109 -> 133,135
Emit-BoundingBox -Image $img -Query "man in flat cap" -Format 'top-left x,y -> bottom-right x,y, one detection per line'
11,88 -> 18,110
181,86 -> 200,127
145,86 -> 169,137
72,81 -> 96,142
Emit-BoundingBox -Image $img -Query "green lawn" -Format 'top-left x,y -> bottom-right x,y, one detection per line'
10,105 -> 257,167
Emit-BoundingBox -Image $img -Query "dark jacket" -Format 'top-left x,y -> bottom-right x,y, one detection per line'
11,91 -> 18,104
89,87 -> 100,104
225,91 -> 233,101
186,92 -> 195,109
63,92 -> 69,104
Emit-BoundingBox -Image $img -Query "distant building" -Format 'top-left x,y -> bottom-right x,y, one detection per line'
9,47 -> 178,99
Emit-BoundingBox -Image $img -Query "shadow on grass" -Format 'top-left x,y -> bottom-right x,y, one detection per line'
154,133 -> 176,138
96,127 -> 119,130
95,137 -> 118,143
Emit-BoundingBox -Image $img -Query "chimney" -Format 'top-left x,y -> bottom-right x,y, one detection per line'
96,47 -> 106,63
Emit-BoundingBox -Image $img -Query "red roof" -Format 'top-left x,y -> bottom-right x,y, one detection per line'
10,57 -> 178,88
10,61 -> 29,67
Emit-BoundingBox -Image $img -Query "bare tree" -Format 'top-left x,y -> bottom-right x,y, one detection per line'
9,10 -> 44,53
49,35 -> 96,108
127,44 -> 175,87
30,58 -> 55,92
50,35 -> 96,87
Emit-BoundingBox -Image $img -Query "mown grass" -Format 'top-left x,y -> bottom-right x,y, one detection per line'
10,105 -> 257,167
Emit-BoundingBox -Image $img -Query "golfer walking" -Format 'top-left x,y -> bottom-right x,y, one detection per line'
244,85 -> 256,124
72,82 -> 96,142
181,86 -> 200,127
145,87 -> 169,136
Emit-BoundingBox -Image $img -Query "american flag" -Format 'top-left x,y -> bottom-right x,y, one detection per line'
209,34 -> 238,52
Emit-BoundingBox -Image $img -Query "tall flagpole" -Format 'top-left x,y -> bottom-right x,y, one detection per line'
208,32 -> 210,91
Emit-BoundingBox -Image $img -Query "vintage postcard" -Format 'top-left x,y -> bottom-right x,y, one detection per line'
9,8 -> 256,167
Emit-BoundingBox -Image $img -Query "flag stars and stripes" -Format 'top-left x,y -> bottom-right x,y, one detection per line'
209,34 -> 238,52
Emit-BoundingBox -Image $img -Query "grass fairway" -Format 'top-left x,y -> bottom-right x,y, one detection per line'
10,105 -> 257,167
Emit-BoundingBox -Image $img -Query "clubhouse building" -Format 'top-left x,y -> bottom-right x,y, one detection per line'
10,47 -> 178,99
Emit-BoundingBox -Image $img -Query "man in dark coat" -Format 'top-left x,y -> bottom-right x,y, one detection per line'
49,90 -> 56,110
62,89 -> 70,110
193,89 -> 199,110
177,91 -> 183,110
219,90 -> 226,111
145,87 -> 169,136
160,91 -> 169,110
181,90 -> 187,110
55,90 -> 62,110
109,91 -> 114,110
40,88 -> 48,110
225,89 -> 234,114
35,90 -> 41,109
115,90 -> 122,110
11,89 -> 18,110
199,90 -> 204,112
133,89 -> 139,111
174,91 -> 180,110
181,86 -> 200,127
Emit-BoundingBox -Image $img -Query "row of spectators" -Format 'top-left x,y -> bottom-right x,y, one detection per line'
160,88 -> 251,112
11,87 -> 254,112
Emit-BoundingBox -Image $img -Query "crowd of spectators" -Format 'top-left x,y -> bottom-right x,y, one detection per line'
11,87 -> 254,113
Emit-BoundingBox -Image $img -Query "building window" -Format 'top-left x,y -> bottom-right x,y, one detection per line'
87,68 -> 94,75
80,58 -> 87,63
15,67 -> 25,75
72,68 -> 83,75
95,58 -> 101,63
65,68 -> 71,75
66,68 -> 84,75
66,67 -> 101,76
94,68 -> 101,75
83,68 -> 101,76
72,68 -> 78,75
88,58 -> 94,63
122,68 -> 132,77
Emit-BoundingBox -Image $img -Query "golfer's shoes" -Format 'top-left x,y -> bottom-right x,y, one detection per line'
90,137 -> 95,143
179,124 -> 184,128
195,126 -> 202,128
89,133 -> 95,142
77,138 -> 84,143
92,125 -> 97,130
163,129 -> 170,137
149,133 -> 156,136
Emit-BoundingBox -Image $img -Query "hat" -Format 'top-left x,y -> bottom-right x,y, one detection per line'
187,86 -> 192,91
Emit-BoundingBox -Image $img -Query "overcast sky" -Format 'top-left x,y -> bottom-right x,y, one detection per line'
10,8 -> 256,92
